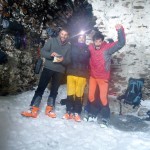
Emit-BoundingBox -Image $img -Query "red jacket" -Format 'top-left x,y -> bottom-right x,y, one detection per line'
89,27 -> 125,80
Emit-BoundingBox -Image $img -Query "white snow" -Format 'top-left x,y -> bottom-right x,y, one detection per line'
0,85 -> 150,150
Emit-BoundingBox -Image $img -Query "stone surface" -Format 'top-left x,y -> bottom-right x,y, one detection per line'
0,0 -> 94,95
88,0 -> 150,99
0,0 -> 149,100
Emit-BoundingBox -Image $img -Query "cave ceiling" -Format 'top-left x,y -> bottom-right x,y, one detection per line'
0,0 -> 96,38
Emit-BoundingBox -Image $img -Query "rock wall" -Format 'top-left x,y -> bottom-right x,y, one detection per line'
0,0 -> 94,95
88,0 -> 150,99
0,32 -> 39,95
0,0 -> 149,100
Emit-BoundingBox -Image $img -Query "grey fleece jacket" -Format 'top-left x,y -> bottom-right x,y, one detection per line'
41,37 -> 71,73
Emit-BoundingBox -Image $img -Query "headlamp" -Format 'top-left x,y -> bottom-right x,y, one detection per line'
79,30 -> 85,35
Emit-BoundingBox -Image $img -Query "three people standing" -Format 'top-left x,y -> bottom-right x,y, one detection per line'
21,24 -> 126,126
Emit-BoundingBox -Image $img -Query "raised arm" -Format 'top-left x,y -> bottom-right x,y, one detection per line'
107,24 -> 126,55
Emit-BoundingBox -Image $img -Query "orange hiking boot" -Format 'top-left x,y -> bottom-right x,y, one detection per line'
74,113 -> 81,122
69,113 -> 74,119
63,113 -> 70,119
21,106 -> 39,118
45,105 -> 56,118
63,112 -> 74,120
47,111 -> 56,118
45,106 -> 53,115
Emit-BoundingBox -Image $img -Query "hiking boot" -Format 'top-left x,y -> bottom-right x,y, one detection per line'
88,114 -> 97,122
47,111 -> 56,118
21,106 -> 39,118
69,113 -> 74,119
83,110 -> 89,122
88,116 -> 97,122
74,113 -> 81,122
45,105 -> 56,118
45,105 -> 53,115
63,112 -> 74,120
63,113 -> 70,119
100,118 -> 109,128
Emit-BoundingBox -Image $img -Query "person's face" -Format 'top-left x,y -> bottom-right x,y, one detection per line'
94,39 -> 103,47
59,30 -> 69,43
78,35 -> 86,43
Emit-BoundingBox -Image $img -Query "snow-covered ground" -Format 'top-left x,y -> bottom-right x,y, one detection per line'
0,85 -> 150,150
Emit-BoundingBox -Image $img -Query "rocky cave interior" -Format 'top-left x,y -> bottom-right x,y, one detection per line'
0,0 -> 97,95
0,0 -> 149,101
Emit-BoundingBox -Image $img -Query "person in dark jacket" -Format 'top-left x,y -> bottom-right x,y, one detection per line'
63,33 -> 90,122
85,24 -> 126,126
21,28 -> 71,118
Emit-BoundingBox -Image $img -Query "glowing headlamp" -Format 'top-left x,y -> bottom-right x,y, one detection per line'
79,30 -> 85,35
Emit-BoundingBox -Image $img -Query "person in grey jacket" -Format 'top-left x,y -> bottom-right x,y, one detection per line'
21,28 -> 71,118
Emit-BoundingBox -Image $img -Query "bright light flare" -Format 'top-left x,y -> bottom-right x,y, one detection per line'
79,30 -> 85,35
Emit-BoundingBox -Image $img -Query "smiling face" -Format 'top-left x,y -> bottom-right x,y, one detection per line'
94,39 -> 103,47
92,32 -> 104,49
59,30 -> 69,43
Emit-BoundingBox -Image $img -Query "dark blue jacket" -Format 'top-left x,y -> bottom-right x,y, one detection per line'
67,43 -> 90,78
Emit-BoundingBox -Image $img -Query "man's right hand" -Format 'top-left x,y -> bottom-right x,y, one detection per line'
51,52 -> 59,57
115,24 -> 123,30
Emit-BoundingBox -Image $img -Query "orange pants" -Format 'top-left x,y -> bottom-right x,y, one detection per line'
88,77 -> 109,106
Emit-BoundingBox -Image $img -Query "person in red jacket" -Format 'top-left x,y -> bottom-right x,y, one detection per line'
86,24 -> 126,126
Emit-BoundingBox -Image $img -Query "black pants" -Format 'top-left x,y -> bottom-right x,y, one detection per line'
66,96 -> 82,114
30,68 -> 63,107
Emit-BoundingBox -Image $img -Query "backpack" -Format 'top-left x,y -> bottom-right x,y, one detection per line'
117,78 -> 144,108
0,49 -> 8,64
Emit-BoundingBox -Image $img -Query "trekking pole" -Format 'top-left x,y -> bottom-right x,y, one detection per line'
119,99 -> 122,115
